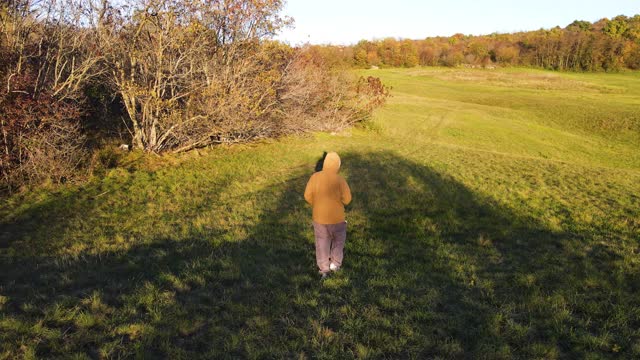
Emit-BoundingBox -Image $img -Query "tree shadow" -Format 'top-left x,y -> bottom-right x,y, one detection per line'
0,151 -> 636,359
0,166 -> 142,252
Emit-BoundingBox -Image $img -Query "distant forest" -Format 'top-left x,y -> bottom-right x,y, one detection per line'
315,15 -> 640,71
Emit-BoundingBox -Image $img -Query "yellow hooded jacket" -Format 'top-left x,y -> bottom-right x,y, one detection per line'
304,152 -> 352,224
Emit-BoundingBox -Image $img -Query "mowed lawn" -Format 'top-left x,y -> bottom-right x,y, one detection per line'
1,68 -> 639,359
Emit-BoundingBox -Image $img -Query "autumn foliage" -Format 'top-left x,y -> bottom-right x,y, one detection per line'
0,0 -> 388,193
342,15 -> 640,71
2,2 -> 638,193
1,0 -> 94,191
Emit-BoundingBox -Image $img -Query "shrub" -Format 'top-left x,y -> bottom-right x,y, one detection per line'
0,0 -> 390,194
279,47 -> 390,134
1,0 -> 97,193
1,85 -> 87,192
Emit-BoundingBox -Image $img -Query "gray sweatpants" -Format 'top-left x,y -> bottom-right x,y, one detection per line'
313,221 -> 347,274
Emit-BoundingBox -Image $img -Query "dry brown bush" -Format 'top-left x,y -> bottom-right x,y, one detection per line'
1,86 -> 87,191
1,0 -> 390,194
95,0 -> 293,153
279,47 -> 390,135
94,0 -> 387,153
1,0 -> 100,193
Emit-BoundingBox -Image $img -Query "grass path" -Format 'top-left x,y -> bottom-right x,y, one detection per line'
1,68 -> 639,359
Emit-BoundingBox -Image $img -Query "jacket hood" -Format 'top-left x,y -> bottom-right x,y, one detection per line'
322,152 -> 341,173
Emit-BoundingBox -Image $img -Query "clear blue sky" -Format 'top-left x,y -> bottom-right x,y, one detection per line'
276,0 -> 640,45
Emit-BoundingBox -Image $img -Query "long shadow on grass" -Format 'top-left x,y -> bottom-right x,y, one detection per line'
0,168 -> 154,253
0,151 -> 636,359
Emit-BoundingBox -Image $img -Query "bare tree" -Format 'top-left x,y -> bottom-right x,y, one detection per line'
97,0 -> 291,152
1,0 -> 99,191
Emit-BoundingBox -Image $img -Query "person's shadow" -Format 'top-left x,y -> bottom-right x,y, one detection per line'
0,151 -> 634,358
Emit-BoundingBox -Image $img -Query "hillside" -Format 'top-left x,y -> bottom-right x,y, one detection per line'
1,68 -> 639,358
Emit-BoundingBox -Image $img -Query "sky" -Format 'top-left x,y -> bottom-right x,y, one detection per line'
276,0 -> 640,45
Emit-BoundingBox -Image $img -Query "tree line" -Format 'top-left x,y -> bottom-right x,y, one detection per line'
0,0 -> 388,193
325,15 -> 640,71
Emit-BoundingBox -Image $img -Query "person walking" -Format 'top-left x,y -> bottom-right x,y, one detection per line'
304,152 -> 352,280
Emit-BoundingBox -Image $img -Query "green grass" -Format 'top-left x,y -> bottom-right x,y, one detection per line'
1,67 -> 639,359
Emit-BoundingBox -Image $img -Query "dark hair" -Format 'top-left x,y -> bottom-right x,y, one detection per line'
315,151 -> 328,172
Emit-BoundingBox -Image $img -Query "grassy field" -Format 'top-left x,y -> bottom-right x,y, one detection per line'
1,67 -> 639,359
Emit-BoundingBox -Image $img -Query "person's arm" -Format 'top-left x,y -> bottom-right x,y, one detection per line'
304,175 -> 315,205
341,177 -> 352,205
